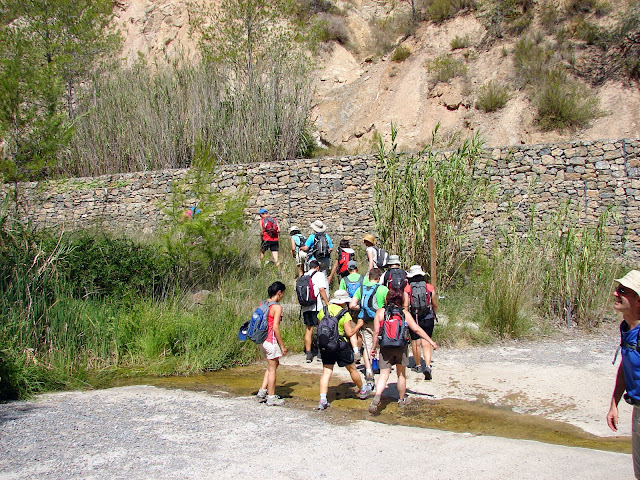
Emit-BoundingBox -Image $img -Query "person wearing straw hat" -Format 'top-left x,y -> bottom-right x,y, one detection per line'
301,220 -> 333,273
289,225 -> 307,278
363,233 -> 378,273
607,270 -> 640,478
315,290 -> 372,410
406,265 -> 438,380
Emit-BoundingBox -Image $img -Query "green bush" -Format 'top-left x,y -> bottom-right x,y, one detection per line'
391,45 -> 411,62
450,34 -> 471,50
574,19 -> 603,44
513,36 -> 554,87
427,54 -> 467,83
315,13 -> 351,45
540,0 -> 561,33
535,68 -> 601,130
475,80 -> 511,112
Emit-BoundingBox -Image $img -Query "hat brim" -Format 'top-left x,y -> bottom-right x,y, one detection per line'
310,224 -> 326,233
330,297 -> 352,304
615,277 -> 640,297
407,269 -> 426,278
238,321 -> 250,341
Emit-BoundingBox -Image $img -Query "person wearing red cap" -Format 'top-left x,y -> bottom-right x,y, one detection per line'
607,270 -> 640,478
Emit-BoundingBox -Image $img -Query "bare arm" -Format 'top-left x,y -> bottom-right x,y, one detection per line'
367,249 -> 375,274
370,308 -> 384,353
343,315 -> 362,338
607,362 -> 627,432
271,304 -> 288,355
327,260 -> 339,285
318,287 -> 329,306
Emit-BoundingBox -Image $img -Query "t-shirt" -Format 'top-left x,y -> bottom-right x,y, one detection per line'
317,304 -> 353,337
621,320 -> 640,401
304,233 -> 333,260
366,246 -> 378,269
339,272 -> 364,294
301,269 -> 328,312
354,279 -> 389,312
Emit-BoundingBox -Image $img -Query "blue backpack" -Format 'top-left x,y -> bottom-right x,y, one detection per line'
344,274 -> 364,298
359,283 -> 379,321
247,300 -> 275,344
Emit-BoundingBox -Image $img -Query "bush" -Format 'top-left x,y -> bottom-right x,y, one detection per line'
540,0 -> 562,33
475,80 -> 511,112
574,19 -> 603,44
391,45 -> 411,62
427,54 -> 467,83
315,13 -> 351,45
513,36 -> 554,87
534,68 -> 601,130
450,34 -> 471,50
368,13 -> 414,57
427,0 -> 457,23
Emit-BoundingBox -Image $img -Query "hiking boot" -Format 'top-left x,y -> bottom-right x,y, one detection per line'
411,365 -> 423,373
316,400 -> 330,410
359,383 -> 373,400
306,351 -> 313,363
368,396 -> 381,414
266,395 -> 285,406
423,365 -> 432,381
398,396 -> 412,407
256,388 -> 268,402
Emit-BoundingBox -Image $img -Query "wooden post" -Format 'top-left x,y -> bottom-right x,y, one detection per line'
428,177 -> 436,288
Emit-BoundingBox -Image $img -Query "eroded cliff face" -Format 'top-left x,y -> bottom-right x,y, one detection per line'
114,0 -> 640,151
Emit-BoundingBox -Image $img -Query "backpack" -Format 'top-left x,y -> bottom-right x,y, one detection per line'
317,306 -> 348,351
247,300 -> 275,344
344,274 -> 364,298
292,233 -> 306,252
313,232 -> 330,258
385,267 -> 408,290
410,280 -> 433,317
375,246 -> 390,268
359,283 -> 379,321
263,216 -> 278,237
379,305 -> 409,348
337,248 -> 355,274
295,271 -> 317,306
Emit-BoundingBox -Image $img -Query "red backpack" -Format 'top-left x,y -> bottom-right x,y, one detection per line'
337,248 -> 355,274
263,216 -> 278,236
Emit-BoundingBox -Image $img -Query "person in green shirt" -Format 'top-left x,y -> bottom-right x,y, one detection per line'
315,290 -> 373,410
340,261 -> 365,363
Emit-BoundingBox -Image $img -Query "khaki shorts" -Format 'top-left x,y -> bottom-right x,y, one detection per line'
260,341 -> 283,360
379,345 -> 409,369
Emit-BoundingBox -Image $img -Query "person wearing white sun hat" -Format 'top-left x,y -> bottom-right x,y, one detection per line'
301,220 -> 333,273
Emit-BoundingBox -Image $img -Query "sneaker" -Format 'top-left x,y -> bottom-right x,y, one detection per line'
411,365 -> 423,373
423,365 -> 432,381
359,383 -> 373,400
306,351 -> 313,363
368,396 -> 381,414
398,396 -> 412,407
256,388 -> 268,402
365,373 -> 375,384
266,395 -> 285,406
316,352 -> 322,362
316,400 -> 330,410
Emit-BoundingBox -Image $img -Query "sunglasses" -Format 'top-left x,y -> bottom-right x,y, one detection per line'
617,285 -> 630,296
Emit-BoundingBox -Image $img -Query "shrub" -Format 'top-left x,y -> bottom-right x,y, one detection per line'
427,0 -> 457,23
391,45 -> 411,62
315,13 -> 351,45
427,54 -> 467,83
540,0 -> 561,33
450,34 -> 471,50
513,36 -> 554,87
534,68 -> 601,130
574,19 -> 603,44
368,13 -> 414,57
475,80 -> 511,112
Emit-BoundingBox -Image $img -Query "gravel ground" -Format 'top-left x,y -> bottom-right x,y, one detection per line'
0,323 -> 633,480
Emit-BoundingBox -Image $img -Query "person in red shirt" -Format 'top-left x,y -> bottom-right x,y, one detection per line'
259,208 -> 280,267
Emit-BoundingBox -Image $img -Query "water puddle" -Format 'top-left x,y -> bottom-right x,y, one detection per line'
111,364 -> 630,454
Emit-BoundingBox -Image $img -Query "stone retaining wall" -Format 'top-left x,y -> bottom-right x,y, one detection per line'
2,138 -> 639,262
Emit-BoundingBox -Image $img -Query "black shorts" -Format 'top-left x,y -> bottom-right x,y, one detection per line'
303,310 -> 318,327
261,240 -> 279,252
321,345 -> 354,367
410,312 -> 435,340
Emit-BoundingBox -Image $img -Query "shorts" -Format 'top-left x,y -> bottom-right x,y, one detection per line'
378,345 -> 409,369
261,240 -> 279,252
260,340 -> 283,360
410,312 -> 435,340
303,310 -> 318,327
321,345 -> 354,367
295,249 -> 307,266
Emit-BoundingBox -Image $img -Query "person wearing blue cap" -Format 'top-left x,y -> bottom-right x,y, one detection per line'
259,208 -> 280,267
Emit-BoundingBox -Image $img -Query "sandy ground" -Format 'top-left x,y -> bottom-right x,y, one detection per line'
0,323 -> 634,479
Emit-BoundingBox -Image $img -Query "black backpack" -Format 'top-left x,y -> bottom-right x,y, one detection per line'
313,232 -> 330,258
295,271 -> 317,306
375,247 -> 390,268
385,267 -> 408,290
317,306 -> 348,351
379,305 -> 409,348
410,279 -> 433,317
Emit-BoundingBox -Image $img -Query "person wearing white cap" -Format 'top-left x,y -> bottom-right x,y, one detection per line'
289,225 -> 307,278
314,290 -> 372,410
407,265 -> 438,380
301,220 -> 333,273
607,270 -> 640,477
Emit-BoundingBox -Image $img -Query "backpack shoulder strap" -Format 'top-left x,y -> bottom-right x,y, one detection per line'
336,308 -> 348,319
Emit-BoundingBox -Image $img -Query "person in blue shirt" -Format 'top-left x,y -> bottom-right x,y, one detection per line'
301,220 -> 333,273
607,270 -> 640,478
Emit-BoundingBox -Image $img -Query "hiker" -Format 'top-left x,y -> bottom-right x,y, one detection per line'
259,208 -> 280,267
368,288 -> 438,414
255,281 -> 288,407
315,290 -> 373,410
328,239 -> 356,285
380,255 -> 411,309
301,259 -> 330,363
289,225 -> 307,278
350,268 -> 388,384
607,270 -> 640,478
301,220 -> 333,274
363,234 -> 378,273
339,260 -> 366,364
407,265 -> 438,380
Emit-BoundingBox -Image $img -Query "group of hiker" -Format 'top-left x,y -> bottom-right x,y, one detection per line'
248,208 -> 438,413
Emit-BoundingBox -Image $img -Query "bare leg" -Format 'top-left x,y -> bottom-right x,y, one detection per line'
422,339 -> 432,366
374,368 -> 391,398
345,363 -> 363,389
261,367 -> 269,391
396,364 -> 407,400
272,249 -> 280,267
319,365 -> 334,395
266,358 -> 279,395
305,325 -> 314,353
411,340 -> 422,368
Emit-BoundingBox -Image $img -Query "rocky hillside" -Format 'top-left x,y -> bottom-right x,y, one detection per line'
113,0 -> 640,151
